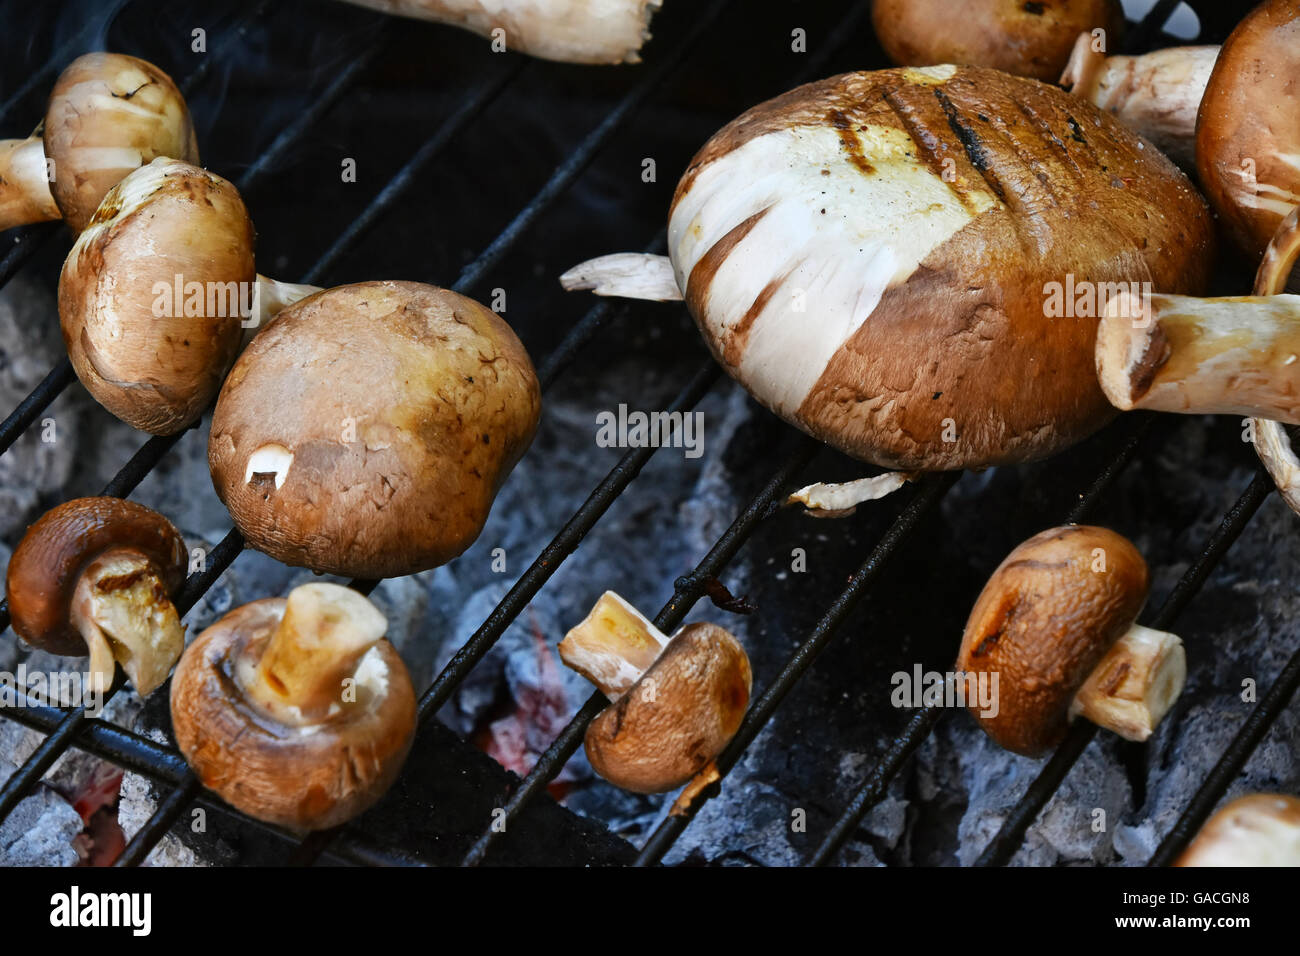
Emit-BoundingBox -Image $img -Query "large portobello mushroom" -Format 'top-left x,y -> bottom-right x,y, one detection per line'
568,65 -> 1214,472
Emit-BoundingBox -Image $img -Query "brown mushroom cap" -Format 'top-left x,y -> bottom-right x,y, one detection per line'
5,497 -> 187,657
1176,793 -> 1300,867
872,0 -> 1124,81
668,66 -> 1214,472
954,525 -> 1149,756
59,158 -> 255,435
43,53 -> 199,233
1195,0 -> 1300,265
169,596 -> 417,830
208,280 -> 541,579
584,622 -> 751,793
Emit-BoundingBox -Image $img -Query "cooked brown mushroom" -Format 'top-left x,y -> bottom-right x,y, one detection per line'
564,66 -> 1214,479
1176,794 -> 1300,867
5,497 -> 188,696
955,525 -> 1185,757
1060,32 -> 1218,170
558,591 -> 751,793
59,157 -> 314,436
170,582 -> 416,830
872,0 -> 1124,81
1196,0 -> 1300,266
208,280 -> 541,579
0,52 -> 198,233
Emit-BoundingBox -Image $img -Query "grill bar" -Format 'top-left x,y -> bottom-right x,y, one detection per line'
975,470 -> 1275,867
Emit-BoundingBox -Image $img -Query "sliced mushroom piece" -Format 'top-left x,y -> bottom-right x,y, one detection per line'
170,583 -> 416,830
0,52 -> 198,233
1060,32 -> 1218,170
872,0 -> 1124,81
336,0 -> 660,64
564,66 -> 1213,472
208,280 -> 541,579
1196,0 -> 1300,268
5,497 -> 188,696
956,525 -> 1185,757
1176,794 -> 1300,867
558,591 -> 751,793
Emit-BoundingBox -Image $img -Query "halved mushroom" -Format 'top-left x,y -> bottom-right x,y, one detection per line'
1176,794 -> 1300,867
170,583 -> 416,830
956,525 -> 1185,757
336,0 -> 660,64
1196,0 -> 1300,266
0,52 -> 198,233
59,157 -> 314,436
1060,32 -> 1218,170
564,67 -> 1214,477
208,280 -> 541,579
872,0 -> 1124,81
558,591 -> 751,793
5,497 -> 188,696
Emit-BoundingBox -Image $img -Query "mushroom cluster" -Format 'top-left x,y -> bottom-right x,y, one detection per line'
6,498 -> 189,696
558,591 -> 751,793
955,526 -> 1184,756
208,280 -> 541,579
170,583 -> 416,829
0,52 -> 197,233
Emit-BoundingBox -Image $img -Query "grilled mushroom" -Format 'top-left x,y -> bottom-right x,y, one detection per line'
336,0 -> 659,64
5,497 -> 188,696
1196,0 -> 1300,266
59,158 -> 315,436
872,0 -> 1124,81
170,583 -> 416,830
564,67 -> 1214,478
1176,794 -> 1300,867
558,591 -> 751,793
1060,32 -> 1218,170
0,52 -> 198,233
208,280 -> 541,579
955,525 -> 1185,757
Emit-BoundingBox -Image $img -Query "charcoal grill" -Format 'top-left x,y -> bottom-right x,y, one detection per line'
0,0 -> 1292,867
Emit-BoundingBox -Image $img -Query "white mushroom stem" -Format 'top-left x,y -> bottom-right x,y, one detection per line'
1251,206 -> 1300,514
786,472 -> 915,516
559,252 -> 682,301
0,137 -> 59,230
1070,624 -> 1186,742
247,583 -> 388,721
69,549 -> 185,697
1096,289 -> 1300,421
557,590 -> 667,700
1060,33 -> 1217,169
335,0 -> 661,65
243,275 -> 321,342
1177,795 -> 1300,866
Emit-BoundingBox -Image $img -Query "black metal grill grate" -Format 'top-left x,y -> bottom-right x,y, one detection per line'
0,0 -> 1293,868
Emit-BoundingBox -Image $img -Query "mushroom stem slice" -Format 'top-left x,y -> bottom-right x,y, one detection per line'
557,591 -> 668,699
1095,289 -> 1300,422
69,550 -> 185,697
559,253 -> 682,301
1070,624 -> 1185,742
1177,794 -> 1300,867
248,583 -> 388,721
786,472 -> 915,516
1060,33 -> 1217,170
244,275 -> 322,342
0,137 -> 58,230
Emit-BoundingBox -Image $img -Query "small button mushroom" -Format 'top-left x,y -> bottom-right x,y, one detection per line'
1176,794 -> 1300,867
5,497 -> 188,696
872,0 -> 1124,81
0,52 -> 198,233
208,280 -> 541,579
1196,0 -> 1300,265
1061,32 -> 1219,170
955,526 -> 1185,757
170,583 -> 416,830
558,591 -> 752,793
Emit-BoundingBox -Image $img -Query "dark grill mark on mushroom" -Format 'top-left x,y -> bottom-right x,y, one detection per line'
827,108 -> 876,176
